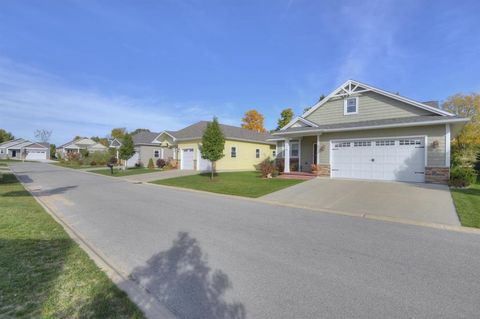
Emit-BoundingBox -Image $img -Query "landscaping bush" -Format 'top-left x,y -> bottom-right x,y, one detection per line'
108,156 -> 118,165
147,158 -> 155,169
276,160 -> 284,173
156,158 -> 166,168
449,166 -> 477,187
168,159 -> 178,169
90,160 -> 97,166
66,152 -> 81,162
258,158 -> 275,178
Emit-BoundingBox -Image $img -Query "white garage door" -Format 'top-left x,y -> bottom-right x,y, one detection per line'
26,150 -> 47,160
181,148 -> 194,170
331,137 -> 425,182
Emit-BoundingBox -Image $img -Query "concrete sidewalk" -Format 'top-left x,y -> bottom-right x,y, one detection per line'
261,178 -> 460,226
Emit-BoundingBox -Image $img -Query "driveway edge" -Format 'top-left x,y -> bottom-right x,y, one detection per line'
144,181 -> 480,235
16,176 -> 176,319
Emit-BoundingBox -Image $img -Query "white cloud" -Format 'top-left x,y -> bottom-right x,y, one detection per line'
335,0 -> 407,84
0,57 -> 232,144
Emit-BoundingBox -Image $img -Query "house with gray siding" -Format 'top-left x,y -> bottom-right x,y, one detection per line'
0,138 -> 49,160
272,80 -> 469,183
110,131 -> 174,167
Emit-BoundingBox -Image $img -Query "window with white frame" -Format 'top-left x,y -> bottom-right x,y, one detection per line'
255,149 -> 260,158
154,150 -> 160,158
344,97 -> 358,115
272,150 -> 276,157
231,146 -> 237,158
290,142 -> 299,157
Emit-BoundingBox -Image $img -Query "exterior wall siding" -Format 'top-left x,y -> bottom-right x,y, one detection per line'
177,139 -> 275,171
137,145 -> 173,166
305,91 -> 433,125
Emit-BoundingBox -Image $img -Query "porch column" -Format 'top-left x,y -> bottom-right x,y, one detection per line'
284,138 -> 290,173
445,124 -> 451,167
316,134 -> 321,166
298,138 -> 302,172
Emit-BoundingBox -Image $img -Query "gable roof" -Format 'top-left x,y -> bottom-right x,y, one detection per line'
132,131 -> 160,145
167,121 -> 274,145
0,138 -> 48,149
281,79 -> 455,132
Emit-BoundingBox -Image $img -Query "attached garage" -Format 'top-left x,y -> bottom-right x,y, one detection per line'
25,149 -> 48,160
181,148 -> 194,169
331,137 -> 426,182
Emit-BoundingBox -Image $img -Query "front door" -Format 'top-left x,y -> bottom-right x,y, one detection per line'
12,150 -> 17,158
313,143 -> 317,165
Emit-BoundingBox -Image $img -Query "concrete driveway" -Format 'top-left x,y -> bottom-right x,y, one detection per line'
261,178 -> 459,226
9,163 -> 480,319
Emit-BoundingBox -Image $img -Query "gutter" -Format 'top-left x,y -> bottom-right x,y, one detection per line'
272,118 -> 470,136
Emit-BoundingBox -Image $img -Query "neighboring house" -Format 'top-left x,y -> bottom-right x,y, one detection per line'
0,138 -> 49,160
109,131 -> 174,167
155,121 -> 275,171
272,80 -> 469,184
57,138 -> 107,158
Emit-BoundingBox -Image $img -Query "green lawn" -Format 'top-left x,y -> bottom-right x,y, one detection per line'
0,173 -> 144,318
451,179 -> 480,228
152,171 -> 305,198
89,167 -> 162,177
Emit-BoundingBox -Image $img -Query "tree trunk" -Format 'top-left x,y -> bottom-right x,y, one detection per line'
211,161 -> 215,180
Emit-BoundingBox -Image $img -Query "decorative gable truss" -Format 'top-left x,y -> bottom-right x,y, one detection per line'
281,116 -> 319,131
301,79 -> 454,120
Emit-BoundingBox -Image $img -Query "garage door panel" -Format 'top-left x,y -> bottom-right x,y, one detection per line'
25,150 -> 47,160
331,137 -> 425,183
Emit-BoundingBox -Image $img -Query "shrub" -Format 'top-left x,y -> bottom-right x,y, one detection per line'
276,160 -> 284,173
90,160 -> 97,166
66,152 -> 81,162
108,156 -> 118,165
168,159 -> 178,169
156,158 -> 166,168
258,158 -> 275,178
449,166 -> 477,188
147,158 -> 155,169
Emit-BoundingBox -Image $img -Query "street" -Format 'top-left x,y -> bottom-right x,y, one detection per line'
10,162 -> 480,319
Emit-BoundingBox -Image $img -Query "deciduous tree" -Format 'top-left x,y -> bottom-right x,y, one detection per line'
0,129 -> 14,143
34,129 -> 52,143
119,133 -> 135,169
111,128 -> 127,139
276,108 -> 294,130
443,93 -> 480,166
241,110 -> 267,133
201,118 -> 225,180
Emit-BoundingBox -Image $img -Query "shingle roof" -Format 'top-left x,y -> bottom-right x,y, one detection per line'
274,115 -> 467,134
132,131 -> 160,145
169,121 -> 274,144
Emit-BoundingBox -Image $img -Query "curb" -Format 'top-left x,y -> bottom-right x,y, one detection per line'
14,172 -> 176,319
144,181 -> 480,236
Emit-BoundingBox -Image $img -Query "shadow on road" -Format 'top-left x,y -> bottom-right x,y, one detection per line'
3,185 -> 78,197
129,232 -> 246,319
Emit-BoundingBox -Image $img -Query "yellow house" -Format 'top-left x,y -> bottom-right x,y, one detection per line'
154,121 -> 276,171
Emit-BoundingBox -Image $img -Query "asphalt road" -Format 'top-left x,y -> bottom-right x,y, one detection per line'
10,163 -> 480,319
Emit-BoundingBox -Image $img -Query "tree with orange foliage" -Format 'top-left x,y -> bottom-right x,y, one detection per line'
241,109 -> 267,133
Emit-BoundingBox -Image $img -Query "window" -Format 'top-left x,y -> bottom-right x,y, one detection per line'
353,141 -> 371,147
399,139 -> 421,146
231,146 -> 237,158
290,142 -> 299,157
334,142 -> 351,148
255,149 -> 260,158
375,140 -> 395,146
344,97 -> 358,115
272,150 -> 276,157
154,150 -> 160,158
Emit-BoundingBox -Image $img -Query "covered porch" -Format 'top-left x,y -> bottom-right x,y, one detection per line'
275,134 -> 329,176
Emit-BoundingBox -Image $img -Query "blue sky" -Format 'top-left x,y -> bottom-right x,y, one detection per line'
0,0 -> 479,145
